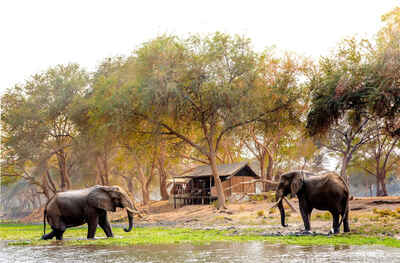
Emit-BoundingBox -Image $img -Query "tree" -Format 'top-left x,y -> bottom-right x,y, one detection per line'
307,7 -> 400,139
123,33 -> 303,209
138,33 -> 304,208
237,51 -> 308,190
352,123 -> 400,196
1,64 -> 89,195
315,115 -> 378,183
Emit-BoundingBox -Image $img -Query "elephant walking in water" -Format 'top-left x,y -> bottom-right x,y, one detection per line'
42,185 -> 139,240
273,171 -> 350,234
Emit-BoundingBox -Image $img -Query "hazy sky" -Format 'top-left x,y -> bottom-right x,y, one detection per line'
1,0 -> 398,94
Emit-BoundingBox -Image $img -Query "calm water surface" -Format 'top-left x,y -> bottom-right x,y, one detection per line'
1,241 -> 400,263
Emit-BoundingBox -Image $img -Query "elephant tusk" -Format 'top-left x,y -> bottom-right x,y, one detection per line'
126,207 -> 138,214
283,196 -> 298,213
267,197 -> 283,210
126,207 -> 145,218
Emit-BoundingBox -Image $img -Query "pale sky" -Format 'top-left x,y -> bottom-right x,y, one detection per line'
1,0 -> 398,94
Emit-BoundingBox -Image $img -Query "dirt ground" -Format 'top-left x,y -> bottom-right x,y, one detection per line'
18,196 -> 400,237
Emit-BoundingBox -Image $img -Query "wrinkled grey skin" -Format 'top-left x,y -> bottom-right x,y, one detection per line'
42,185 -> 137,240
276,171 -> 350,234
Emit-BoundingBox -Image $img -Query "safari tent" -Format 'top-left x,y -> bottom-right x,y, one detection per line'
170,162 -> 260,208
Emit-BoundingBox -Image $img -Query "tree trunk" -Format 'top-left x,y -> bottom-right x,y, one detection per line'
209,151 -> 226,209
41,171 -> 51,199
375,170 -> 388,196
135,159 -> 156,206
56,150 -> 71,191
157,157 -> 169,200
259,155 -> 266,192
340,155 -> 350,185
127,176 -> 134,195
265,154 -> 274,192
378,174 -> 388,196
141,184 -> 150,205
96,154 -> 109,186
376,176 -> 382,196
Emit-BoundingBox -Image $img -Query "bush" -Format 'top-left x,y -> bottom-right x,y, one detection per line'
250,195 -> 265,201
265,191 -> 276,202
257,210 -> 265,217
315,212 -> 331,221
269,208 -> 277,214
373,208 -> 397,217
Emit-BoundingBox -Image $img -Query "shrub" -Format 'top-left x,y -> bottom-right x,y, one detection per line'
265,191 -> 276,202
315,212 -> 331,221
373,208 -> 397,217
370,215 -> 380,222
250,194 -> 265,201
257,210 -> 265,217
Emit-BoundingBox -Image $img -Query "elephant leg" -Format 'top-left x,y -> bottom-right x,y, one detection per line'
343,209 -> 350,233
55,229 -> 65,240
42,230 -> 56,240
98,211 -> 113,238
87,214 -> 99,239
331,212 -> 340,234
55,222 -> 66,240
299,203 -> 311,232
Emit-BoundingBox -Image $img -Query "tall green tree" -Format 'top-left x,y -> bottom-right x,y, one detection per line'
307,7 -> 400,138
315,115 -> 379,182
351,122 -> 400,196
1,64 -> 89,195
100,33 -> 301,209
238,51 -> 308,190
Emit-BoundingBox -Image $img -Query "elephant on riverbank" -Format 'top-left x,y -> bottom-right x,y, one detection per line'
273,171 -> 350,234
42,185 -> 139,240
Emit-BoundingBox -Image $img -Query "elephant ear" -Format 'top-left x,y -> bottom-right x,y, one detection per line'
88,186 -> 116,212
291,172 -> 304,196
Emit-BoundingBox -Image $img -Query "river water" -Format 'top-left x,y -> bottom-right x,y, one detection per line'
1,241 -> 400,263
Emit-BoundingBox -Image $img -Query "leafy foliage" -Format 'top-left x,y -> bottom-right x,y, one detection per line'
306,8 -> 400,137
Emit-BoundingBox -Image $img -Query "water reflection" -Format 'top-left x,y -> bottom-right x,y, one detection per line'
1,241 -> 400,263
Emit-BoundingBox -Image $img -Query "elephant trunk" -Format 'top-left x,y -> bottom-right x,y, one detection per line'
275,189 -> 288,227
278,198 -> 288,227
121,195 -> 137,232
124,210 -> 134,232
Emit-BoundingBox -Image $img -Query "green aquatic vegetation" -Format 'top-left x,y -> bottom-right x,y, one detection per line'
2,223 -> 400,248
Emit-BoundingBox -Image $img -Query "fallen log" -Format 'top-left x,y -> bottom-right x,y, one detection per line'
368,200 -> 400,205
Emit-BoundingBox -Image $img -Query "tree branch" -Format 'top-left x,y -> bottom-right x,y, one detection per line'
160,123 -> 208,156
215,102 -> 292,152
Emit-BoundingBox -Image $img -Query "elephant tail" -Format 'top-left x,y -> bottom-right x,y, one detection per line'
43,207 -> 47,237
42,195 -> 55,238
338,193 -> 349,229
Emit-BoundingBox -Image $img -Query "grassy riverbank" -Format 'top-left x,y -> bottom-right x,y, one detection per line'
1,223 -> 400,248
